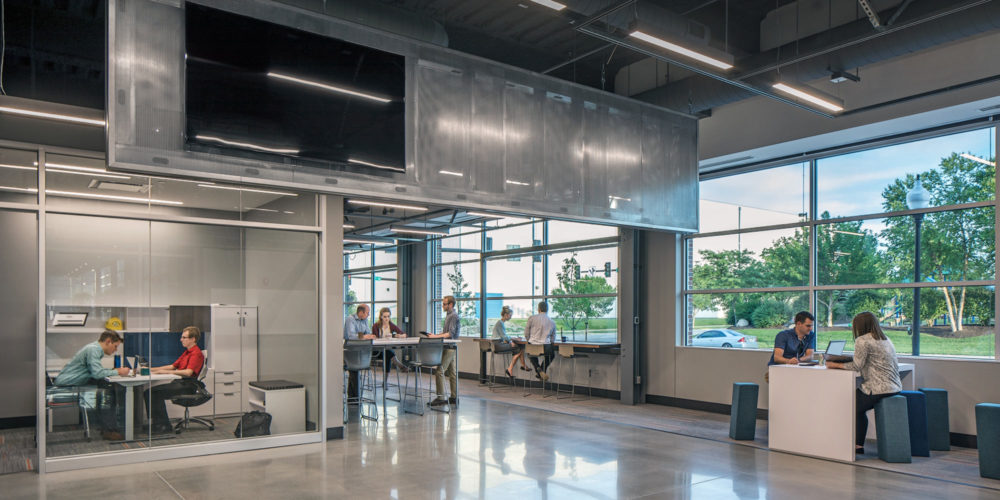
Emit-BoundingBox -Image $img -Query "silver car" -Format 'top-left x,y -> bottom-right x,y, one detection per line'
691,329 -> 759,349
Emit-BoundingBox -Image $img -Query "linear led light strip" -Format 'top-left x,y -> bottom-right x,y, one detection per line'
47,169 -> 133,180
343,223 -> 357,229
0,186 -> 182,205
628,31 -> 733,70
0,163 -> 36,171
348,158 -> 405,172
465,211 -> 502,218
267,72 -> 392,104
196,184 -> 298,197
0,106 -> 106,126
195,135 -> 299,155
772,83 -> 844,112
831,229 -> 864,237
344,238 -> 396,245
439,170 -> 463,177
960,153 -> 995,167
505,179 -> 530,186
347,200 -> 428,211
530,0 -> 566,10
389,226 -> 449,236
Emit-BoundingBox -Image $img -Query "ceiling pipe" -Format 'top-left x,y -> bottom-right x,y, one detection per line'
633,0 -> 1000,114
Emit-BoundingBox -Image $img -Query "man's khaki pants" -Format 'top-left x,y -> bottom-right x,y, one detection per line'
434,348 -> 457,398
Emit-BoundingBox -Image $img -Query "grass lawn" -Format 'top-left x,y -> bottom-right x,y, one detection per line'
693,319 -> 994,357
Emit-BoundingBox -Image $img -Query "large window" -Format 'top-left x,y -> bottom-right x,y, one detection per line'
430,218 -> 620,343
686,126 -> 997,358
344,247 -> 398,324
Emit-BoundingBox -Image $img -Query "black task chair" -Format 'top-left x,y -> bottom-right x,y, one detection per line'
170,354 -> 215,433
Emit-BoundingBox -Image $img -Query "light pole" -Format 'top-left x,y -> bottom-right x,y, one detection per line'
907,175 -> 930,355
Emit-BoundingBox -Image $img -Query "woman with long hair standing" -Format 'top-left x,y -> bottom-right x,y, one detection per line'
827,311 -> 902,454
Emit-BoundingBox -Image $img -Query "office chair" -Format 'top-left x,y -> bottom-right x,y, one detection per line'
170,354 -> 215,433
402,338 -> 444,415
344,339 -> 378,421
45,373 -> 94,440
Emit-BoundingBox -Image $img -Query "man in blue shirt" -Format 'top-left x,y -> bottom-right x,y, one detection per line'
768,311 -> 816,365
54,330 -> 131,440
343,304 -> 372,399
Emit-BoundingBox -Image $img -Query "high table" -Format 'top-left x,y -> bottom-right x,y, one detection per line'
370,337 -> 460,415
768,362 -> 915,462
472,338 -> 621,385
106,374 -> 180,441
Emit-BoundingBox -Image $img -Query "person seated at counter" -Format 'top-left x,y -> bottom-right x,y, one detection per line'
826,311 -> 902,454
492,305 -> 526,378
53,329 -> 131,440
525,302 -> 557,381
767,311 -> 816,365
144,326 -> 206,434
373,307 -> 409,378
343,304 -> 374,399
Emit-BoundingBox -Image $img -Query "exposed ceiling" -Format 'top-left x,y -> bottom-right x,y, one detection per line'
4,0 -> 999,119
342,198 -> 508,249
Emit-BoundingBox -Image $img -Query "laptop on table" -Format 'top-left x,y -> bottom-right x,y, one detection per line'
824,340 -> 853,362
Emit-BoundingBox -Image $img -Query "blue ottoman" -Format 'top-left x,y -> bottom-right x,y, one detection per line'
875,395 -> 911,463
976,403 -> 1000,480
919,388 -> 951,451
900,391 -> 930,457
729,383 -> 758,441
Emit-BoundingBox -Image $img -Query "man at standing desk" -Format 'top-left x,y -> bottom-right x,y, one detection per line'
427,295 -> 459,407
54,330 -> 131,440
343,304 -> 373,399
525,301 -> 557,380
768,311 -> 816,365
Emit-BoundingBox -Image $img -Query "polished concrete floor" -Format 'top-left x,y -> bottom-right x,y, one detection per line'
4,397 -> 999,499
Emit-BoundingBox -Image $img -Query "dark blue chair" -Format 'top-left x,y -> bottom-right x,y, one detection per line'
975,403 -> 1000,480
900,391 -> 930,457
875,395 -> 911,463
729,382 -> 758,441
919,388 -> 950,451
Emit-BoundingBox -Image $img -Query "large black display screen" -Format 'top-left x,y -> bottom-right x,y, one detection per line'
185,4 -> 405,174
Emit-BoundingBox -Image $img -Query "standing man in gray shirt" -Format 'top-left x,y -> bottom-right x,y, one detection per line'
427,295 -> 460,406
525,301 -> 557,380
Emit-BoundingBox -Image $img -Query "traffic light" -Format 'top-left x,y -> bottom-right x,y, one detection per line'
604,262 -> 611,277
574,265 -> 581,279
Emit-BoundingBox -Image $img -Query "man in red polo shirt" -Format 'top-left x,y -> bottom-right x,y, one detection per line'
144,326 -> 206,433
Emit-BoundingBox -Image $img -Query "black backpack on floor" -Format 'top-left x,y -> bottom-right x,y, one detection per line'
234,411 -> 272,438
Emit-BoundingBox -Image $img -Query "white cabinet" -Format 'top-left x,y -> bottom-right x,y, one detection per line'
209,305 -> 258,415
248,381 -> 305,435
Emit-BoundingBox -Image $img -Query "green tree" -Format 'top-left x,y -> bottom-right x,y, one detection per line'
880,153 -> 995,331
812,215 -> 887,326
690,248 -> 766,325
550,254 -> 616,332
445,264 -> 479,322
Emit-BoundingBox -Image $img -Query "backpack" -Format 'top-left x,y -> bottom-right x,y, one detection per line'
234,410 -> 272,438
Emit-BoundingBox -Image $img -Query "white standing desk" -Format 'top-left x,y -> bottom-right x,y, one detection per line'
106,374 -> 180,441
768,363 -> 915,462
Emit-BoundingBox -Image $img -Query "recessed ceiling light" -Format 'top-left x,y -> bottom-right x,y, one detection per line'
268,72 -> 392,104
347,200 -> 428,211
389,226 -> 450,236
196,184 -> 298,196
530,0 -> 566,11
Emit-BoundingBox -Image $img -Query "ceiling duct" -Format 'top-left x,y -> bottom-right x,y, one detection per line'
273,0 -> 449,46
634,0 -> 1000,115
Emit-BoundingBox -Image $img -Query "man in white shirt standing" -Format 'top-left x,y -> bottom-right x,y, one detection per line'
524,301 -> 556,380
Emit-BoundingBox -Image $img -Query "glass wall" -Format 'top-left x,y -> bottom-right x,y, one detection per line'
344,246 -> 399,327
686,126 -> 997,358
42,160 -> 320,458
430,218 -> 620,343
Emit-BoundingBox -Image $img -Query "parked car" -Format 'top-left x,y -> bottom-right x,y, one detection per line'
691,329 -> 759,349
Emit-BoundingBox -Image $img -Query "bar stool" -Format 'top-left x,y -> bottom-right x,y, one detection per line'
523,344 -> 547,397
343,339 -> 377,422
489,340 -> 514,391
478,340 -> 493,386
553,344 -> 591,399
402,338 -> 444,415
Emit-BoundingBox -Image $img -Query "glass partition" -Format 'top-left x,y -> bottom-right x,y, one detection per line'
0,147 -> 38,203
45,213 -> 319,457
